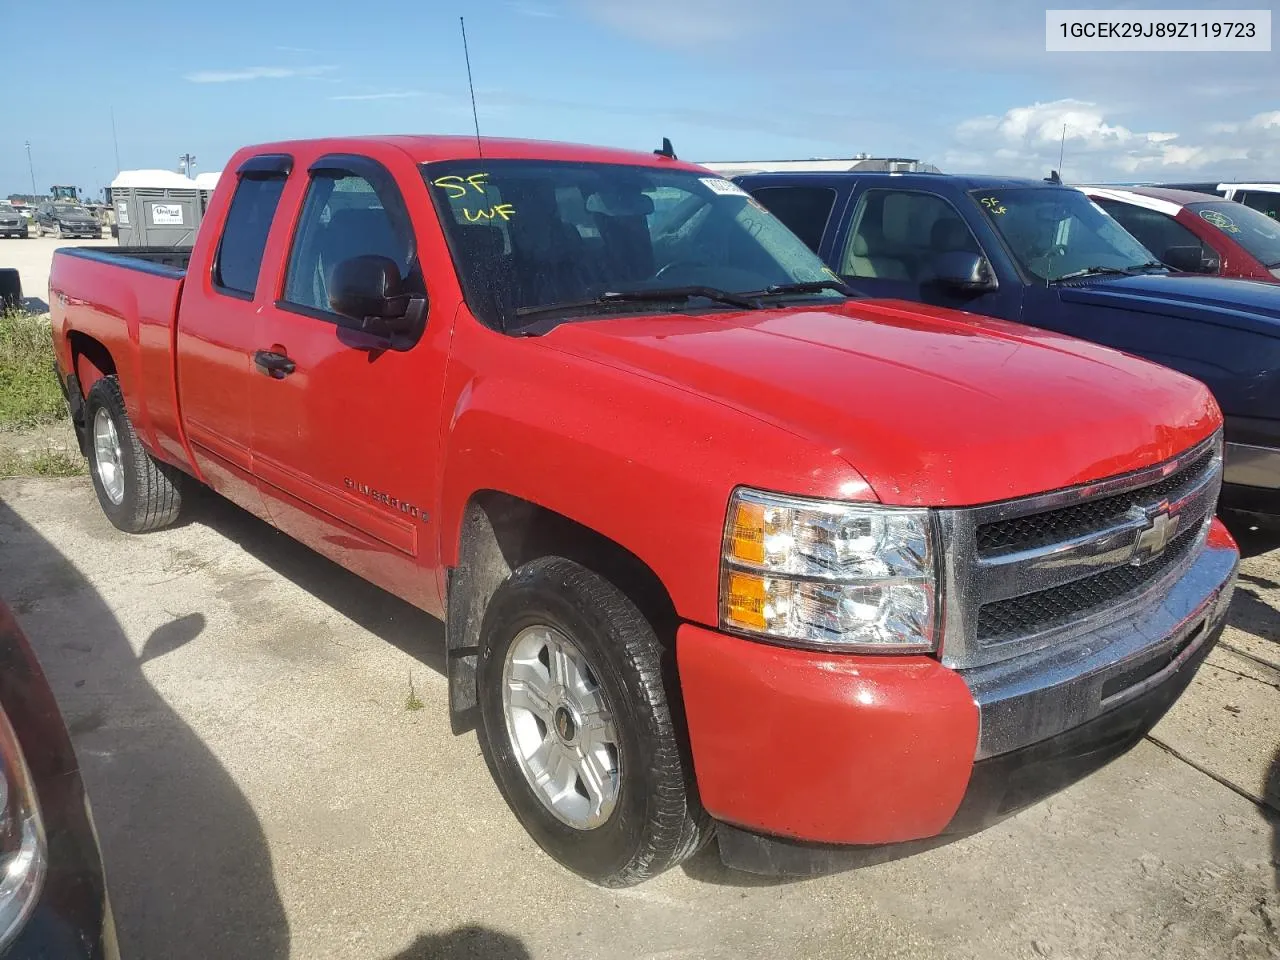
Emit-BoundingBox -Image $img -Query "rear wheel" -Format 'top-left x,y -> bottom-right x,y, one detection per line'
85,376 -> 184,533
477,556 -> 709,886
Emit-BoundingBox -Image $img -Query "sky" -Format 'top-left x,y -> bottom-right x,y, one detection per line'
2,0 -> 1278,199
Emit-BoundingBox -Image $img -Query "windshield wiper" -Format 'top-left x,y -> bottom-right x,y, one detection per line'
514,285 -> 761,320
1052,265 -> 1132,282
741,279 -> 857,298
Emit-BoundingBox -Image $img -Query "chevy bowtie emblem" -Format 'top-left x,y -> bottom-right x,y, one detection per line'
1130,504 -> 1180,566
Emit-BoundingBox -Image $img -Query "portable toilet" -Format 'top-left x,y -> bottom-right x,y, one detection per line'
109,169 -> 202,246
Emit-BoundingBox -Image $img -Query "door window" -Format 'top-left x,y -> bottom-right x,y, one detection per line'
213,174 -> 287,298
838,189 -> 981,281
283,172 -> 413,316
1238,191 -> 1280,221
746,186 -> 837,252
1091,199 -> 1213,269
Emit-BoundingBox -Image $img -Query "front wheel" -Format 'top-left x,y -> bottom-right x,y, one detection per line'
85,376 -> 184,533
477,557 -> 709,886
53,223 -> 62,239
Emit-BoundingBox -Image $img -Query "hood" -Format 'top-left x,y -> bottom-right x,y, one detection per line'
539,300 -> 1218,507
1060,273 -> 1280,337
53,209 -> 95,223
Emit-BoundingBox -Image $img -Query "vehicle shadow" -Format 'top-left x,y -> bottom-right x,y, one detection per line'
0,499 -> 290,958
382,926 -> 530,960
180,486 -> 447,676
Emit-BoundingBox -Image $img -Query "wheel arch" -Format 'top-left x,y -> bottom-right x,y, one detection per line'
65,332 -> 118,455
445,489 -> 678,733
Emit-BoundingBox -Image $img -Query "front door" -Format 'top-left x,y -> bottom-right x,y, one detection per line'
249,151 -> 450,609
832,187 -> 1022,321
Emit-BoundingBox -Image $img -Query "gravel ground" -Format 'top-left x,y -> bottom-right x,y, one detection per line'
0,478 -> 1275,960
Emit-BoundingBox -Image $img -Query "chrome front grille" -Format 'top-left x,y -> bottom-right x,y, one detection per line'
938,432 -> 1224,670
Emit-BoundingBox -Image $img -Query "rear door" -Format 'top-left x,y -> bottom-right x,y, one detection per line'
249,150 -> 450,608
742,184 -> 844,260
175,154 -> 290,518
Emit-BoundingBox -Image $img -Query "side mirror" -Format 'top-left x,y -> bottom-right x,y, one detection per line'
327,255 -> 420,336
1162,245 -> 1219,274
932,251 -> 997,292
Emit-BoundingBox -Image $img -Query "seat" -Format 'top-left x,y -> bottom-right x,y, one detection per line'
916,217 -> 981,282
504,182 -> 596,307
845,223 -> 910,280
931,217 -> 979,255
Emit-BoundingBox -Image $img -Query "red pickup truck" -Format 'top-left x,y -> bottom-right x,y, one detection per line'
50,135 -> 1238,884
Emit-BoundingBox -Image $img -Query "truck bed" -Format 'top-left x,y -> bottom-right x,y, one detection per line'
57,245 -> 192,275
49,243 -> 192,469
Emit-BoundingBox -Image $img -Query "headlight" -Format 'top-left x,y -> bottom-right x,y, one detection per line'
720,488 -> 938,652
0,708 -> 45,951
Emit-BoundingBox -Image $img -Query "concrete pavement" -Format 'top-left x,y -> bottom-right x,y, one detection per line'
0,478 -> 1276,960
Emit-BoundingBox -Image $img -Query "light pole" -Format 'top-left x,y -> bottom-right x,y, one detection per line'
24,141 -> 36,198
178,153 -> 196,177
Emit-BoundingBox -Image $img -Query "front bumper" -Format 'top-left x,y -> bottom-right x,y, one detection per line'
678,519 -> 1238,873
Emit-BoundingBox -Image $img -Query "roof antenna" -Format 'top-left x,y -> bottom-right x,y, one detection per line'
460,17 -> 483,158
654,137 -> 677,160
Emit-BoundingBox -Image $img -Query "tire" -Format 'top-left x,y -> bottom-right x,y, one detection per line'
33,222 -> 42,238
54,223 -> 62,239
84,376 -> 184,533
477,556 -> 710,886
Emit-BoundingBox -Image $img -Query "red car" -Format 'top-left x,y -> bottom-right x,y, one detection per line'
1085,185 -> 1280,281
47,134 -> 1238,883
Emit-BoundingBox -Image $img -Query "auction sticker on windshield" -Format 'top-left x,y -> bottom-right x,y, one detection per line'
700,178 -> 749,197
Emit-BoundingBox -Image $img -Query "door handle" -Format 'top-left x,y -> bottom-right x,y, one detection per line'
253,349 -> 297,379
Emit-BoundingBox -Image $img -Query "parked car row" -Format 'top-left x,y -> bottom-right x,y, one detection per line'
46,134 -> 1243,888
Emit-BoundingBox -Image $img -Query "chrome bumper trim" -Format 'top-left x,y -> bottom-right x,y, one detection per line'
1224,441 -> 1280,490
960,537 -> 1237,760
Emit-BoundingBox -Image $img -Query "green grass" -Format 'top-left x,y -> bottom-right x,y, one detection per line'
0,310 -> 67,429
405,675 -> 425,712
0,444 -> 87,479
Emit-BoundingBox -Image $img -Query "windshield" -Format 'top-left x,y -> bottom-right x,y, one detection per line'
972,187 -> 1161,282
422,159 -> 840,330
1189,200 -> 1280,268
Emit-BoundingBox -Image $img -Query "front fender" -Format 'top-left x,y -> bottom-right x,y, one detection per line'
434,321 -> 869,626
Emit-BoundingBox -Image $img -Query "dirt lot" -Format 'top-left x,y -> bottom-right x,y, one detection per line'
0,477 -> 1275,960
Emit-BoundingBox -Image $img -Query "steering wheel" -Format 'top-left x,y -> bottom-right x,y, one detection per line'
654,259 -> 705,282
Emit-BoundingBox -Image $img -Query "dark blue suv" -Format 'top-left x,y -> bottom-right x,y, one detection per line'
737,171 -> 1280,523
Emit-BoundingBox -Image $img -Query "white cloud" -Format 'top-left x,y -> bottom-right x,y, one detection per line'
329,90 -> 425,101
945,99 -> 1280,179
184,65 -> 335,83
